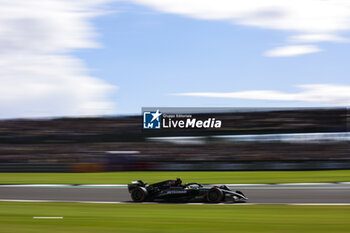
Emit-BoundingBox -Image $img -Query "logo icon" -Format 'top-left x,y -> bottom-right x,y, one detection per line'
143,109 -> 162,129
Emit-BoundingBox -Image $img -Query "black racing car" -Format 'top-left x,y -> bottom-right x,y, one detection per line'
128,178 -> 248,203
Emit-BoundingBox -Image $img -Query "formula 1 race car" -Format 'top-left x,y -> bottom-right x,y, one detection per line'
128,178 -> 248,203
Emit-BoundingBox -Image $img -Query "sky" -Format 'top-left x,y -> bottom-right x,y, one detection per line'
2,0 -> 350,118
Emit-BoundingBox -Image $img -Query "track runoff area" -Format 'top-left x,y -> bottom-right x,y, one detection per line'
1,183 -> 350,205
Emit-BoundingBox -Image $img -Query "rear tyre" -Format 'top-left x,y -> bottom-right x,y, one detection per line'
131,187 -> 148,202
206,188 -> 224,203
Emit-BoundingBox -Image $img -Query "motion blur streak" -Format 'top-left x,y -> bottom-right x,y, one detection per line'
0,108 -> 348,172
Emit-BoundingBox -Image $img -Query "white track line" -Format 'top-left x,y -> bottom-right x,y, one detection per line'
0,184 -> 71,187
275,183 -> 349,186
0,184 -> 128,188
1,199 -> 350,205
219,182 -> 350,186
1,182 -> 350,188
33,217 -> 63,219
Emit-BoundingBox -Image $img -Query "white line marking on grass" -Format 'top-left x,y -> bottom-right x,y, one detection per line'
33,217 -> 63,219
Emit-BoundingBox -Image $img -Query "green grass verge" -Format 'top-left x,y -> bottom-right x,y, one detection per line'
0,170 -> 350,184
0,202 -> 349,233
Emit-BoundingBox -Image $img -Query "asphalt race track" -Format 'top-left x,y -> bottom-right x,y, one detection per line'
1,183 -> 350,204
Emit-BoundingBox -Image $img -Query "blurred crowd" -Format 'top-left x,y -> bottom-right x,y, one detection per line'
0,108 -> 349,171
0,140 -> 349,164
0,108 -> 347,140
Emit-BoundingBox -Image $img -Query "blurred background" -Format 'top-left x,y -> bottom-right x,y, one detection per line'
1,1 -> 350,174
1,107 -> 349,173
1,2 -> 350,232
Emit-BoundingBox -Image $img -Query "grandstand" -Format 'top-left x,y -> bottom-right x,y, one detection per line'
0,108 -> 349,171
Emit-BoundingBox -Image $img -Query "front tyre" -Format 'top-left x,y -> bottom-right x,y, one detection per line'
206,188 -> 224,203
131,187 -> 148,202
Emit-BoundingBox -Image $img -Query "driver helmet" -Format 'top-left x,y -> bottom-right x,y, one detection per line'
175,178 -> 182,185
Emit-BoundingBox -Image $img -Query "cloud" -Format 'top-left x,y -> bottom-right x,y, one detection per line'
130,0 -> 350,56
0,0 -> 116,119
175,84 -> 350,106
289,34 -> 348,43
264,45 -> 321,57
